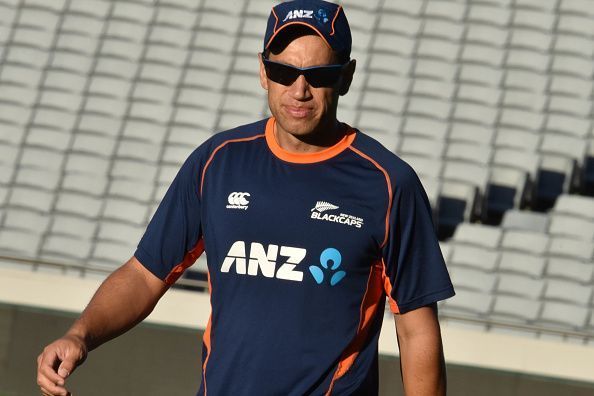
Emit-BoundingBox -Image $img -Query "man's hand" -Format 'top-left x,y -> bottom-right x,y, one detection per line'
37,334 -> 87,396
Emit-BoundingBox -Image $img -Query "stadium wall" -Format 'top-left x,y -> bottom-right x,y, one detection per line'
1,265 -> 593,395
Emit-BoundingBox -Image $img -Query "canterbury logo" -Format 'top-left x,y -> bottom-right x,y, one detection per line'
227,192 -> 250,210
311,201 -> 339,213
282,9 -> 314,22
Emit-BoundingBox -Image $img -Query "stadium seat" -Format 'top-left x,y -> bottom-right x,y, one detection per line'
483,168 -> 530,225
548,213 -> 594,240
496,273 -> 545,299
3,208 -> 50,235
55,192 -> 103,219
453,102 -> 498,126
547,236 -> 594,261
504,69 -> 548,93
379,12 -> 421,36
399,136 -> 445,158
532,155 -> 577,211
42,235 -> 92,260
546,113 -> 591,141
540,133 -> 587,161
501,229 -> 549,255
51,214 -> 97,240
90,240 -> 136,268
15,168 -> 61,192
103,197 -> 149,225
492,295 -> 541,322
97,221 -> 145,245
61,173 -> 108,197
71,133 -> 116,157
111,159 -> 158,182
122,119 -> 166,144
61,13 -> 104,37
502,89 -> 546,113
0,143 -> 21,168
436,182 -> 480,239
441,288 -> 493,316
109,179 -> 153,203
43,68 -> 87,94
544,279 -> 592,306
0,228 -> 42,258
449,267 -> 497,292
65,154 -> 110,177
117,140 -> 161,162
500,210 -> 549,233
552,53 -> 593,80
457,83 -> 501,107
498,250 -> 546,277
550,73 -> 593,99
20,147 -> 63,171
537,301 -> 588,329
446,142 -> 492,165
546,257 -> 594,283
449,244 -> 499,272
442,160 -> 489,190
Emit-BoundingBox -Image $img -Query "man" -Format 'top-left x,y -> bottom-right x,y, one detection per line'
37,1 -> 455,395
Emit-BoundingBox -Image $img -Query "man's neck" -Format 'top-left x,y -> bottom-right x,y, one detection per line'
274,119 -> 346,154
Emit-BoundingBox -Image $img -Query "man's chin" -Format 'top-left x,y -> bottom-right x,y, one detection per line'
278,115 -> 318,136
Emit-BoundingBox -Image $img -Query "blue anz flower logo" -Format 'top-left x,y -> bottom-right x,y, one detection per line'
315,8 -> 329,24
309,248 -> 346,286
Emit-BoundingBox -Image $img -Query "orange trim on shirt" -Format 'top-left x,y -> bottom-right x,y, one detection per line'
325,261 -> 385,395
347,146 -> 393,249
202,270 -> 213,395
381,258 -> 400,314
265,21 -> 332,49
200,134 -> 266,195
164,238 -> 205,285
330,6 -> 342,36
265,117 -> 356,164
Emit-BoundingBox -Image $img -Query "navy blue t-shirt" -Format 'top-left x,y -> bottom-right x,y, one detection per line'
135,117 -> 455,395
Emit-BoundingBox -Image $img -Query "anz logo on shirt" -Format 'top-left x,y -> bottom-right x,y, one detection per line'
220,241 -> 346,286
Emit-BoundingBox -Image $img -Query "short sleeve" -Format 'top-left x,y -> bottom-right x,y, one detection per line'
381,166 -> 455,314
134,148 -> 205,284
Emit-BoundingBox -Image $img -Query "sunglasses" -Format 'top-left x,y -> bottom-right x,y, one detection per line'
262,55 -> 348,88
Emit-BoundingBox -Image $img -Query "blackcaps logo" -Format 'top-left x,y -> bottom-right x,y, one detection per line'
315,8 -> 329,24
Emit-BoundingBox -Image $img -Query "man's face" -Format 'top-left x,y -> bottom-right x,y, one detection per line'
259,33 -> 352,137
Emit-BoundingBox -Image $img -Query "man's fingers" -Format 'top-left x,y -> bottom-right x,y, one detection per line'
39,349 -> 65,385
38,375 -> 69,396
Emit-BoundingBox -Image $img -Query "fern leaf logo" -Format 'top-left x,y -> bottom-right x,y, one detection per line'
311,201 -> 339,213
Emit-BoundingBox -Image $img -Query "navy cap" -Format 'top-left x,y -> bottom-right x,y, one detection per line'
263,0 -> 352,59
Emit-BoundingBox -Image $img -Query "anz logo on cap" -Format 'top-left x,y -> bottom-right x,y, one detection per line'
282,9 -> 314,22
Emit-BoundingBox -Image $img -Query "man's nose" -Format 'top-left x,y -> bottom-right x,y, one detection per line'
289,74 -> 311,100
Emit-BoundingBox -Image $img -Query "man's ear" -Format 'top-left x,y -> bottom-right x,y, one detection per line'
338,59 -> 356,96
259,53 -> 269,90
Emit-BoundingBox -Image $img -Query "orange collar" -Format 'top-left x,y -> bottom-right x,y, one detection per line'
265,117 -> 356,164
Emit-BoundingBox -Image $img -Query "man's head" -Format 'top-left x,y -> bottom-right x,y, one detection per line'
259,0 -> 356,139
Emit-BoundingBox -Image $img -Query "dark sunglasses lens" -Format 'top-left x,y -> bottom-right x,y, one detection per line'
304,67 -> 342,88
265,61 -> 299,86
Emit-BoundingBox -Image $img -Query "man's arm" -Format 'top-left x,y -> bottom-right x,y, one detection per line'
394,303 -> 447,396
36,257 -> 168,396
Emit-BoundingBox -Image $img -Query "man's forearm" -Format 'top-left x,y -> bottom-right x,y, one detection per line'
394,305 -> 447,395
398,330 -> 447,395
67,258 -> 167,351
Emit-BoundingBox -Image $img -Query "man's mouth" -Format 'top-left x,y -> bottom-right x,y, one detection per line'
284,105 -> 312,119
